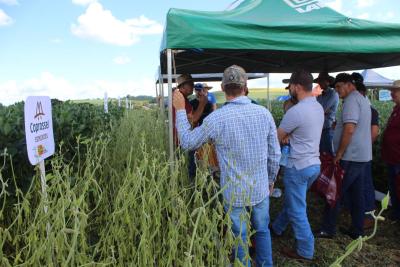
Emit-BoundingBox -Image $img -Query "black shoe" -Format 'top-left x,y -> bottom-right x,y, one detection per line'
314,230 -> 334,239
339,227 -> 363,240
269,224 -> 282,238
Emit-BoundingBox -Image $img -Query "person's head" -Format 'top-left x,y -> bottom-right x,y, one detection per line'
194,83 -> 205,98
351,72 -> 367,96
221,65 -> 247,98
202,83 -> 213,93
391,80 -> 400,105
286,69 -> 313,100
314,72 -> 334,90
334,73 -> 356,99
177,74 -> 194,97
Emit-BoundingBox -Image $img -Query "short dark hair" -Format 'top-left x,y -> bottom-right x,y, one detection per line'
223,83 -> 244,97
289,70 -> 313,92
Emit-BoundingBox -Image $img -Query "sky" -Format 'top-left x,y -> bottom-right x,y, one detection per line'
0,0 -> 399,105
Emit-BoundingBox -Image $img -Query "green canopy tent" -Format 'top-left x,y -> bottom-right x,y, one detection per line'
159,0 -> 400,163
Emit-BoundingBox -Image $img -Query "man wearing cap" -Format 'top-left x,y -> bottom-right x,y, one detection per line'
315,72 -> 339,155
318,73 -> 372,240
382,80 -> 400,221
173,65 -> 280,267
191,83 -> 215,126
271,70 -> 324,261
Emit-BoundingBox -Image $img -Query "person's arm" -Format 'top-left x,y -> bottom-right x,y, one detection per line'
277,108 -> 299,144
334,123 -> 356,163
266,112 -> 281,187
371,108 -> 379,143
371,125 -> 379,143
173,91 -> 215,151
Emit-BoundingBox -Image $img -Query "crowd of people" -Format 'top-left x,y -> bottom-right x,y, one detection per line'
171,65 -> 400,266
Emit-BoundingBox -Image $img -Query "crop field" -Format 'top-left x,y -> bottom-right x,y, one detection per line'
212,88 -> 287,103
0,99 -> 398,266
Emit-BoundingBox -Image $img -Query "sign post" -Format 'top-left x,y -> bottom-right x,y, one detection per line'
24,96 -> 55,236
104,92 -> 108,113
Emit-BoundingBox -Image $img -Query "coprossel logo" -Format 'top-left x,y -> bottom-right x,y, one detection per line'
34,101 -> 45,120
283,0 -> 325,13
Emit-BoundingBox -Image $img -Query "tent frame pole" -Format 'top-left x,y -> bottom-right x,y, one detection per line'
167,49 -> 174,171
267,73 -> 271,110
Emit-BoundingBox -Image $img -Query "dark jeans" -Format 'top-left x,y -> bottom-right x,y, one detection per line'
320,128 -> 334,155
364,161 -> 376,213
321,160 -> 367,236
188,150 -> 196,180
388,164 -> 400,220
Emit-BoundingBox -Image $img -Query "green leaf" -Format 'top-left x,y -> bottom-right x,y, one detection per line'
381,192 -> 390,210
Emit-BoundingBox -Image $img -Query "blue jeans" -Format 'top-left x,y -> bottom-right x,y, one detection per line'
364,161 -> 376,213
272,164 -> 320,259
224,197 -> 272,267
320,128 -> 334,155
388,164 -> 400,220
321,161 -> 367,236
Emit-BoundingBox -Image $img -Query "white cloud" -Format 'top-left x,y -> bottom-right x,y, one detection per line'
72,0 -> 97,6
113,56 -> 131,65
0,0 -> 18,5
71,2 -> 163,46
0,72 -> 156,106
356,0 -> 375,8
0,9 -> 13,26
357,13 -> 370,20
325,0 -> 342,12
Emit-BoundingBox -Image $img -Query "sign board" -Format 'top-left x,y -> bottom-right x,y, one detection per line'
379,90 -> 391,101
24,96 -> 55,165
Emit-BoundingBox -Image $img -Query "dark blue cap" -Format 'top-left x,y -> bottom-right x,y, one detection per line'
194,83 -> 204,91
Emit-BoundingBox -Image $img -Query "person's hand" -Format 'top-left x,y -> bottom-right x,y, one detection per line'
332,121 -> 337,130
282,136 -> 290,145
173,90 -> 185,110
198,91 -> 208,106
269,183 -> 275,196
333,152 -> 342,165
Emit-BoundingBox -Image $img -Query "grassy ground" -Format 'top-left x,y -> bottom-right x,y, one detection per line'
269,178 -> 400,266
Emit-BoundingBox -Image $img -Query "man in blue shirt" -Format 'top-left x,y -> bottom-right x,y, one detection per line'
173,65 -> 281,267
315,72 -> 339,155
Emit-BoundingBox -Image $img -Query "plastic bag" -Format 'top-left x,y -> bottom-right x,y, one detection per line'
311,153 -> 345,208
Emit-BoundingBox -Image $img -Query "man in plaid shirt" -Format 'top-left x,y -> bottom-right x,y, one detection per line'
173,65 -> 280,267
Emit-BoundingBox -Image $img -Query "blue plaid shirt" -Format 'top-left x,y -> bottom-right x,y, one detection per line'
176,96 -> 281,207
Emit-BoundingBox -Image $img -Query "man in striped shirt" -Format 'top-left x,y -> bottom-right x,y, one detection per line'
173,65 -> 280,267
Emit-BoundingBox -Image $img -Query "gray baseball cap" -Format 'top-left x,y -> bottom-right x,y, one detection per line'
222,65 -> 247,86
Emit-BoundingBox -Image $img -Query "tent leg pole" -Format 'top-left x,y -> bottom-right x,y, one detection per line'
167,49 -> 174,173
267,73 -> 271,111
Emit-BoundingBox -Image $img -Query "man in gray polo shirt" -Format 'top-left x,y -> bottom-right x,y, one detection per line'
271,70 -> 324,261
317,73 -> 372,239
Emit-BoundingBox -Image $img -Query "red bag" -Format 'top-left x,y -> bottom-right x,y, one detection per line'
311,153 -> 345,208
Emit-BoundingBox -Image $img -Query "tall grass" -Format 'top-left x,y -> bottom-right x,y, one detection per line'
0,109 -> 238,266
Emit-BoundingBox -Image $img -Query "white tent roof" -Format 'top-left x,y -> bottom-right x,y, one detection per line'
361,69 -> 394,88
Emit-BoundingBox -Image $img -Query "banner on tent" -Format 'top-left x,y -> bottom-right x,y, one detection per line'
284,0 -> 324,13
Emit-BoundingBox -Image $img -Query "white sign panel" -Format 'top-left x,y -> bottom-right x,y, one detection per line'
24,96 -> 55,165
379,90 -> 392,101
